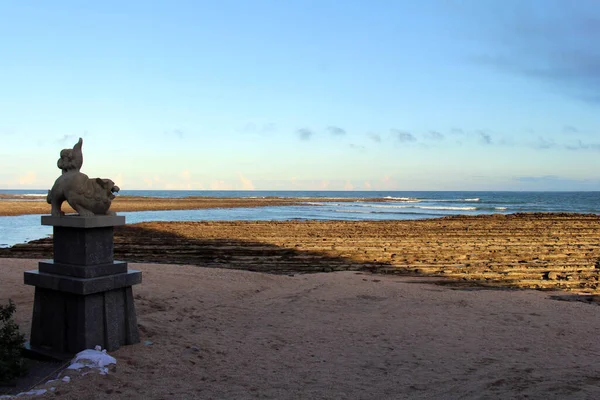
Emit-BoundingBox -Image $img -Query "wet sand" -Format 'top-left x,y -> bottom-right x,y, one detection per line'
0,195 -> 394,217
2,259 -> 600,399
0,195 -> 316,216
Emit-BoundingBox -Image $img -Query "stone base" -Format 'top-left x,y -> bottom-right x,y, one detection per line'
41,216 -> 125,266
24,268 -> 141,295
38,260 -> 128,279
28,284 -> 140,356
23,341 -> 75,361
25,214 -> 141,358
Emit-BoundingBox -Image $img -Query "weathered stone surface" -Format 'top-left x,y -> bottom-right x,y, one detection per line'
26,214 -> 141,357
38,260 -> 128,278
28,286 -> 140,357
52,226 -> 115,265
43,216 -> 125,266
25,141 -> 140,358
546,271 -> 560,280
46,138 -> 120,216
42,215 -> 125,228
24,269 -> 141,295
124,286 -> 140,344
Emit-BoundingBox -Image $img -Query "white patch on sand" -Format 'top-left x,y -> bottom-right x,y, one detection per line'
67,347 -> 117,376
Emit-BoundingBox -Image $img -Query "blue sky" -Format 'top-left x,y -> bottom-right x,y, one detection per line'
1,0 -> 599,191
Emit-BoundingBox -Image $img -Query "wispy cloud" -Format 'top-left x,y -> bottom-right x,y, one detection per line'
529,137 -> 600,151
534,137 -> 557,149
0,128 -> 16,136
391,129 -> 416,143
564,140 -> 600,151
478,130 -> 492,145
513,175 -> 600,190
349,143 -> 366,152
142,175 -> 163,188
469,3 -> 600,103
56,134 -> 78,145
367,132 -> 382,143
161,170 -> 207,190
296,128 -> 314,141
327,126 -> 346,136
424,131 -> 444,141
239,174 -> 255,190
562,125 -> 579,134
262,123 -> 276,132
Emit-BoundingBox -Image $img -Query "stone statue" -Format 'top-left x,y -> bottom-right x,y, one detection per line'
47,138 -> 120,216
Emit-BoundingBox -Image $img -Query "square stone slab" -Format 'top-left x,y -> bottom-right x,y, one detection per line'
38,260 -> 128,278
24,270 -> 142,295
52,226 -> 116,265
42,215 -> 126,228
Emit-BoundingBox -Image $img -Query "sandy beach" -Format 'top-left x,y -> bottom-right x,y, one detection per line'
3,198 -> 600,398
0,195 -> 367,217
2,258 -> 600,399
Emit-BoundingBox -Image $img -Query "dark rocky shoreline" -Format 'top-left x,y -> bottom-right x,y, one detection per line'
3,213 -> 600,294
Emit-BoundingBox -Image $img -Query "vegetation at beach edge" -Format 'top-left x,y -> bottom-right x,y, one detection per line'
0,299 -> 27,385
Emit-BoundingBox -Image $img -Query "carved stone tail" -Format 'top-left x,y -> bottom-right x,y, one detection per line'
72,138 -> 83,171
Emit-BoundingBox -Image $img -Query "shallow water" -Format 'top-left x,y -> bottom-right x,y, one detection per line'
0,214 -> 53,248
1,191 -> 600,248
0,205 -> 434,248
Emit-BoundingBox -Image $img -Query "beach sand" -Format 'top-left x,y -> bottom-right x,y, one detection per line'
2,258 -> 600,399
0,195 -> 358,216
3,198 -> 600,398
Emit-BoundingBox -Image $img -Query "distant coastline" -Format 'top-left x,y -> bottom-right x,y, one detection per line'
1,189 -> 600,214
1,191 -> 600,248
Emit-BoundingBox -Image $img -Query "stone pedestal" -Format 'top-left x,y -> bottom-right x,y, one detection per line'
24,215 -> 141,359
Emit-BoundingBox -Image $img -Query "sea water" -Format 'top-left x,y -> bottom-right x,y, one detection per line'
1,191 -> 599,247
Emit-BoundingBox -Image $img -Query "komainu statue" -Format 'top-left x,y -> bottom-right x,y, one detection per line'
47,138 -> 120,216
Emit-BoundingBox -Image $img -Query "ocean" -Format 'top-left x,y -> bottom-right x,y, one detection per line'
1,190 -> 599,248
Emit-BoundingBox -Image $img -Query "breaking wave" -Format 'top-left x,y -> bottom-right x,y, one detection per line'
383,196 -> 420,202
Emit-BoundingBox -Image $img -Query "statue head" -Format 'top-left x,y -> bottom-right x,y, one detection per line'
96,178 -> 120,200
57,138 -> 84,173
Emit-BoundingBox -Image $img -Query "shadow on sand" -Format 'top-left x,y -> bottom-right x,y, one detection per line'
112,224 -> 394,275
2,222 -> 600,302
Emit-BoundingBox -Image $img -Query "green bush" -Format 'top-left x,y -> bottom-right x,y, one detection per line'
0,299 -> 27,384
